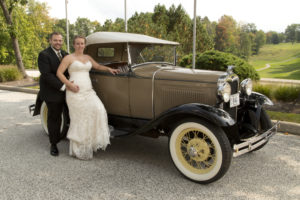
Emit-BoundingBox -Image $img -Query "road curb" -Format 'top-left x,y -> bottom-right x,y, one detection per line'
272,120 -> 300,136
0,84 -> 299,136
0,85 -> 38,94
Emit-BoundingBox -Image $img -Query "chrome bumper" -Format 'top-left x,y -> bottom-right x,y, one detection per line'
233,121 -> 279,157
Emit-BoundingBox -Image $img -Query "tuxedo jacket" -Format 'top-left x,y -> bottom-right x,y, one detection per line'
38,47 -> 68,102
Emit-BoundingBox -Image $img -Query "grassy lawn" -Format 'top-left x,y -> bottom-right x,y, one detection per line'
249,43 -> 300,80
267,110 -> 300,124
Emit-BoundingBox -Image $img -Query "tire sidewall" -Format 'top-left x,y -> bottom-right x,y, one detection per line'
169,119 -> 232,183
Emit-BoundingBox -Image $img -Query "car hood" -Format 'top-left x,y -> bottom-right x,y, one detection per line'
133,64 -> 226,83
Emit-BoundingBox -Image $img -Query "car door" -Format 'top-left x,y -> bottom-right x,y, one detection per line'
90,72 -> 130,117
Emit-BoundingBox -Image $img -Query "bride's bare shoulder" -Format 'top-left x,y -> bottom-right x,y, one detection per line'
62,54 -> 76,65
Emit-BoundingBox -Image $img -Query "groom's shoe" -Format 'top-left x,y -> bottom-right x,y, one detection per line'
50,144 -> 59,156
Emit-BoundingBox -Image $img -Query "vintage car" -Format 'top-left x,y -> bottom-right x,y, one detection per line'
30,32 -> 278,184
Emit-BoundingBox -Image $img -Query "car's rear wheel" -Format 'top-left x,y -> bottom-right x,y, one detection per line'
40,101 -> 68,139
169,119 -> 232,184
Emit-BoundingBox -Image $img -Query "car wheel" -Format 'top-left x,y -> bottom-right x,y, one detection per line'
40,101 -> 68,139
169,119 -> 232,184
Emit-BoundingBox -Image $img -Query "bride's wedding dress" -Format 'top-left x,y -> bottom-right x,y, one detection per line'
66,60 -> 110,160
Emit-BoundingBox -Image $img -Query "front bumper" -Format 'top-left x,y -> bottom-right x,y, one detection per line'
233,121 -> 279,157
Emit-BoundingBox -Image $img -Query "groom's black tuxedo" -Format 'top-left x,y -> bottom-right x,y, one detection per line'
38,47 -> 68,102
38,46 -> 68,146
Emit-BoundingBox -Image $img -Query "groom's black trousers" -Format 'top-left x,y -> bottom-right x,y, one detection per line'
46,101 -> 64,145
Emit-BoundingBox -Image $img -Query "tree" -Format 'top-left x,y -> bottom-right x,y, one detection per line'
285,24 -> 300,43
0,12 -> 14,64
253,30 -> 266,54
21,0 -> 54,68
271,32 -> 280,44
74,17 -> 95,36
215,15 -> 239,55
53,18 -> 75,52
238,32 -> 251,60
0,0 -> 28,77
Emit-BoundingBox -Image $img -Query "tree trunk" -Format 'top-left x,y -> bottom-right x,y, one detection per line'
0,0 -> 27,78
11,36 -> 27,77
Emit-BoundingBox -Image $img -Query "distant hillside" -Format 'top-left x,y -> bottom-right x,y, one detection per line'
249,43 -> 300,80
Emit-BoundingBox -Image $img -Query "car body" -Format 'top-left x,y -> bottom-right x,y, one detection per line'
30,32 -> 278,184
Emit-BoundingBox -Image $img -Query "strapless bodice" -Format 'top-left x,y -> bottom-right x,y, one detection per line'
68,60 -> 93,92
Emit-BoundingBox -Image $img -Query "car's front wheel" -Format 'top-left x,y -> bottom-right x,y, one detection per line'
40,101 -> 68,139
169,119 -> 232,184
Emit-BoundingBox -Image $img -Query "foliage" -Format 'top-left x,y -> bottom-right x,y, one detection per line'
128,4 -> 214,56
273,86 -> 300,102
266,31 -> 285,44
0,0 -> 299,73
253,84 -> 272,98
253,83 -> 300,102
215,15 -> 239,55
285,24 -> 300,43
0,65 -> 22,82
180,50 -> 259,81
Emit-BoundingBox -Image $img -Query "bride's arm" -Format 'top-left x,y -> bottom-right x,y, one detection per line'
88,55 -> 119,75
57,56 -> 79,93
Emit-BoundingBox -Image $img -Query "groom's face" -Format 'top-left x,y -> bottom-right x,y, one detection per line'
50,34 -> 63,51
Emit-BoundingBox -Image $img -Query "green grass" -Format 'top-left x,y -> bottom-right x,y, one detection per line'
249,43 -> 300,80
267,110 -> 300,124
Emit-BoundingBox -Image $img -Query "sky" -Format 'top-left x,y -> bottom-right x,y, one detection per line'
37,0 -> 300,33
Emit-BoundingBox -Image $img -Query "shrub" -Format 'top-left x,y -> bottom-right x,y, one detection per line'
0,65 -> 22,82
179,50 -> 260,81
273,86 -> 300,102
253,84 -> 273,99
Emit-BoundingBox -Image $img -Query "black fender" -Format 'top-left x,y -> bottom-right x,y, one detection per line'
248,92 -> 273,106
29,92 -> 42,116
130,103 -> 236,137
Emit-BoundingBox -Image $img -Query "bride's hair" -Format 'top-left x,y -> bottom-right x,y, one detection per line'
73,35 -> 86,44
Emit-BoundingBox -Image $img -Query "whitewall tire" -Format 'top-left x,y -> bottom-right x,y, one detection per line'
169,119 -> 232,184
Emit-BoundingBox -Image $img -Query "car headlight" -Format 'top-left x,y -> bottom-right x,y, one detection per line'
218,82 -> 231,102
241,78 -> 252,96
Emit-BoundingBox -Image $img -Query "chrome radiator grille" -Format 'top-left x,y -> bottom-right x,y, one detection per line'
224,78 -> 239,119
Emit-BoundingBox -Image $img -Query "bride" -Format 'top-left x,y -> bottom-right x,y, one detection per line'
56,35 -> 118,160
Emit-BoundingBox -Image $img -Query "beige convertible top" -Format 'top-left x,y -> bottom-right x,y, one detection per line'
86,32 -> 179,46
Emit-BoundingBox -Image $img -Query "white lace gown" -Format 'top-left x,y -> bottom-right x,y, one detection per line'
66,60 -> 110,160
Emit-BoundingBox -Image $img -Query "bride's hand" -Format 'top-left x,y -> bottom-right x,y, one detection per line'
108,68 -> 119,75
67,81 -> 80,93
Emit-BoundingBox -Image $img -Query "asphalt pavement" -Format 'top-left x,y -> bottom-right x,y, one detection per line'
0,89 -> 299,200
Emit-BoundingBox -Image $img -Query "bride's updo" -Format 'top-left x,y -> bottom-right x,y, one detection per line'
73,35 -> 86,44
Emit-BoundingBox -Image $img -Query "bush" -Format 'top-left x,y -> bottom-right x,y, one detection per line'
253,84 -> 272,99
179,50 -> 260,81
0,65 -> 22,82
273,86 -> 300,102
253,83 -> 300,102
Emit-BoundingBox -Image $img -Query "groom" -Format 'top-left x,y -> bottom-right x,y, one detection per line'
38,32 -> 68,156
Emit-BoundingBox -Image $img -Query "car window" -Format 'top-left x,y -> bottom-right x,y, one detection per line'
129,44 -> 175,66
98,48 -> 115,57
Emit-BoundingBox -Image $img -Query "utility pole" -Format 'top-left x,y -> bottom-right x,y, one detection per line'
65,0 -> 70,53
192,0 -> 197,69
125,0 -> 127,32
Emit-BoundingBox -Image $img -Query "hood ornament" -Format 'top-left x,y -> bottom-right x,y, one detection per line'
227,65 -> 235,74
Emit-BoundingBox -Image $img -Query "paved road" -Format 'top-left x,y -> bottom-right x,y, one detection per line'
0,90 -> 299,200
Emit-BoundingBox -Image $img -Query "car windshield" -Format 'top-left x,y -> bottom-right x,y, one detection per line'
129,44 -> 176,66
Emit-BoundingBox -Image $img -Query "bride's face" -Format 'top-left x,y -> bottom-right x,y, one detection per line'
74,38 -> 86,52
